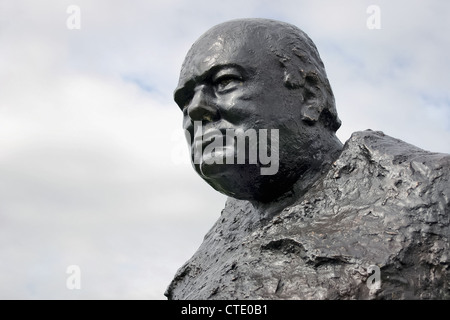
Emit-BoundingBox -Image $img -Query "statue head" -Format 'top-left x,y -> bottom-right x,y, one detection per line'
174,18 -> 342,202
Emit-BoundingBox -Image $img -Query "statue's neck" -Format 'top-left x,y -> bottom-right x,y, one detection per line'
249,134 -> 343,221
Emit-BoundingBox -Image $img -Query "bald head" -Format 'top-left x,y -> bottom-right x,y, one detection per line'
178,18 -> 341,131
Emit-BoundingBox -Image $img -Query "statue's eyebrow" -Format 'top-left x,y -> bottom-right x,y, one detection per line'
174,64 -> 248,109
174,79 -> 195,110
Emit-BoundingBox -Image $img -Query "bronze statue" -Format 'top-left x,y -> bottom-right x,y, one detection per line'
166,18 -> 450,299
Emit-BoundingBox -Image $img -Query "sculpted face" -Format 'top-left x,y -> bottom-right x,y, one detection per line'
174,20 -> 336,202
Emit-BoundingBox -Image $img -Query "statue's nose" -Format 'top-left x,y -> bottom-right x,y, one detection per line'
187,85 -> 219,122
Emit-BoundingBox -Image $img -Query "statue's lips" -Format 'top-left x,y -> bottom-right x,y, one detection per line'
193,129 -> 228,150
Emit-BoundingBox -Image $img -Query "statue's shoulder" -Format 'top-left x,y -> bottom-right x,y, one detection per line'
331,129 -> 450,223
345,129 -> 450,164
338,129 -> 450,182
324,128 -> 449,255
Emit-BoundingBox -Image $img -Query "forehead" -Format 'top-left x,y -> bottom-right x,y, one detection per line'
177,29 -> 276,88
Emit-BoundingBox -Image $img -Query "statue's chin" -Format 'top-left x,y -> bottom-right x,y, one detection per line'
196,161 -> 286,202
196,161 -> 257,199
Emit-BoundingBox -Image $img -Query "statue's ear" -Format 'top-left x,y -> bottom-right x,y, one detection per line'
300,72 -> 325,125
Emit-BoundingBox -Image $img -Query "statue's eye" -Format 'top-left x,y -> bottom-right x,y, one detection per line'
215,75 -> 242,93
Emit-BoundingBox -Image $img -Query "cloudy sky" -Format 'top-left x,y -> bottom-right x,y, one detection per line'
0,0 -> 449,299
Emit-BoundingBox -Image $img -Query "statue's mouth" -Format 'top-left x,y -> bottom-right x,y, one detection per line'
189,124 -> 280,176
193,128 -> 228,150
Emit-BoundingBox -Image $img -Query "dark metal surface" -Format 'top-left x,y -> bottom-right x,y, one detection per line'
167,19 -> 450,300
